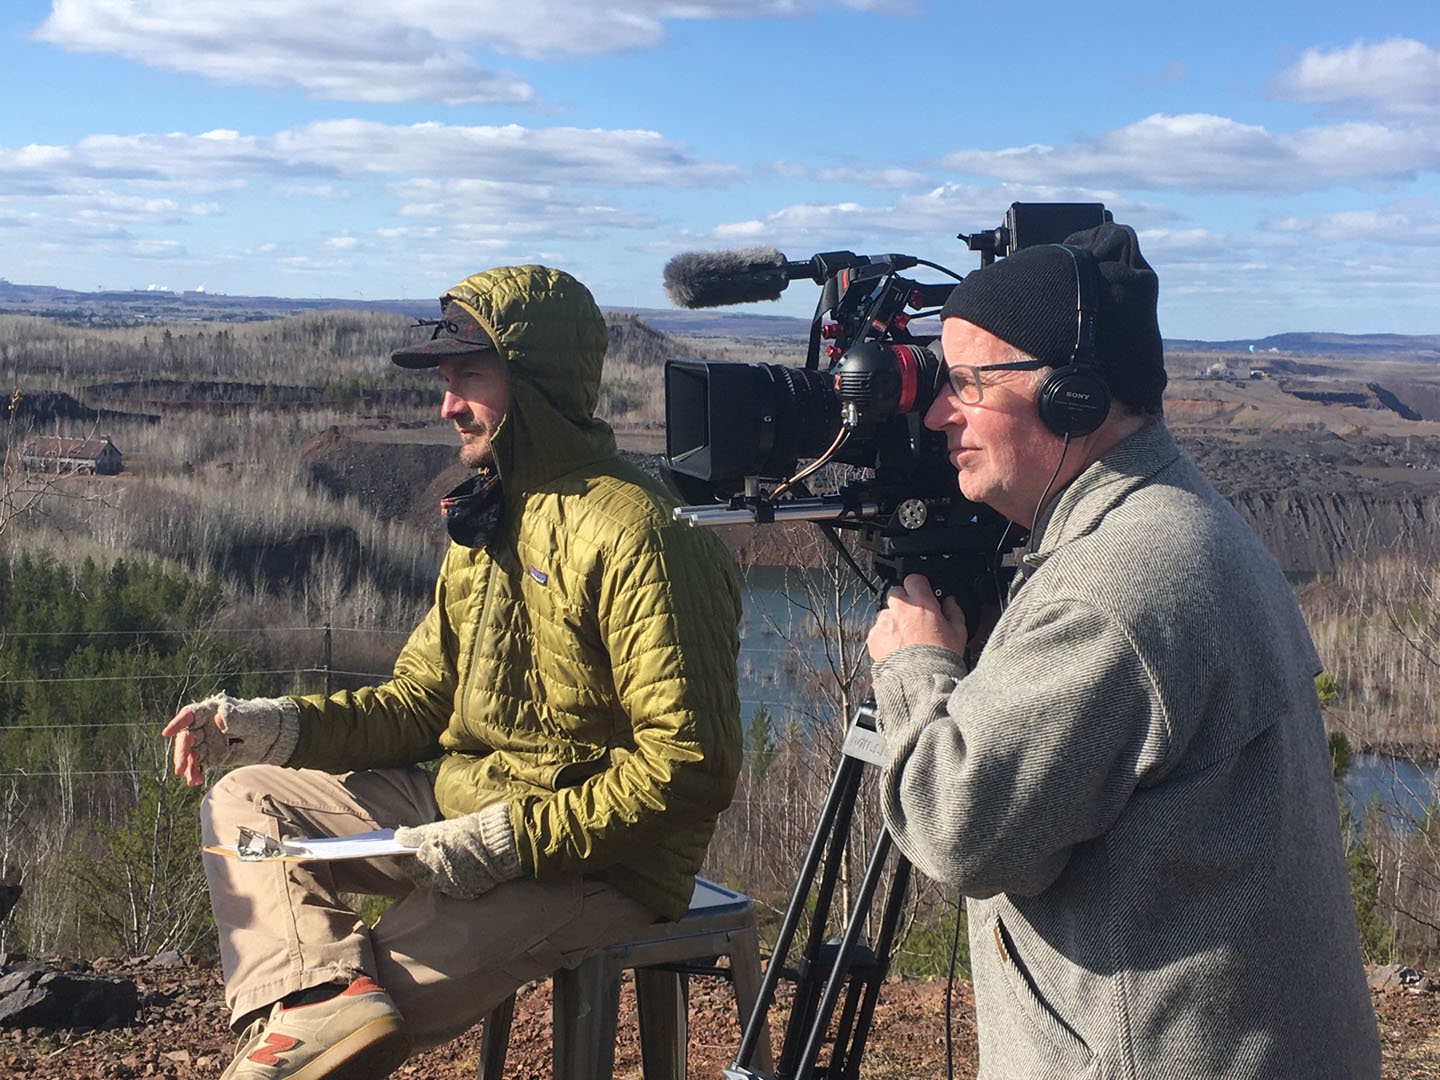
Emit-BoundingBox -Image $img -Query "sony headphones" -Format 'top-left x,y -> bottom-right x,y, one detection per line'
1035,244 -> 1110,438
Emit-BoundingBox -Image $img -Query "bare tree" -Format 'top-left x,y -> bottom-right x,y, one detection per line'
1,388 -> 113,545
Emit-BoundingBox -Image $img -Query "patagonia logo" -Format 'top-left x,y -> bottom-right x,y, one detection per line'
528,566 -> 548,585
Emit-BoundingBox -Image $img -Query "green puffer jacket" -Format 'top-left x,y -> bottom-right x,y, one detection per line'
287,266 -> 743,920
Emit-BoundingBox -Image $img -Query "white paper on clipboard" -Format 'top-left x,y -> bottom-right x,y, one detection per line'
204,827 -> 418,862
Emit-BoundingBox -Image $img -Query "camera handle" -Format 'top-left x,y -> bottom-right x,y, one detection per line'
724,700 -> 912,1080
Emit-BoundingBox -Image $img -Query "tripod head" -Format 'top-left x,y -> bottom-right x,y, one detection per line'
676,475 -> 1021,655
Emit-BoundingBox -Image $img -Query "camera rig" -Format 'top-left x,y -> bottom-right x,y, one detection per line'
661,202 -> 1112,1080
663,202 -> 1109,605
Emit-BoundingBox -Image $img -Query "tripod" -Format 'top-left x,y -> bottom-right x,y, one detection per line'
724,699 -> 912,1080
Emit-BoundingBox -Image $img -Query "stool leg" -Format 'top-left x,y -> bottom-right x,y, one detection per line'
728,926 -> 774,1073
553,956 -> 621,1080
477,994 -> 515,1080
634,967 -> 688,1080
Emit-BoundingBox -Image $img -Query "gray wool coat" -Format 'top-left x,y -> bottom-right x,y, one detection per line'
872,421 -> 1380,1079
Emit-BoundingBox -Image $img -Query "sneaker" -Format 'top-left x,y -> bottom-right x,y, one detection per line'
219,976 -> 411,1080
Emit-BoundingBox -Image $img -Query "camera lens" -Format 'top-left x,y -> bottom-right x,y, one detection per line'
663,345 -> 940,500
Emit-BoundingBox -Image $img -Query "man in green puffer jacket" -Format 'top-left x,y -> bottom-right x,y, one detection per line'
163,266 -> 744,1080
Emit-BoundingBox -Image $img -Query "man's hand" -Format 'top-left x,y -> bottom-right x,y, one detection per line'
866,573 -> 969,663
394,803 -> 522,900
161,693 -> 298,786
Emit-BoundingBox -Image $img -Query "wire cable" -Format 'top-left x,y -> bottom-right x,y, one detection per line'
945,896 -> 964,1080
766,426 -> 850,503
0,625 -> 413,638
1,668 -> 307,685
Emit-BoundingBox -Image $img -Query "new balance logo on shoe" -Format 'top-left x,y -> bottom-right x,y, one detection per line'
220,975 -> 410,1080
247,1033 -> 303,1067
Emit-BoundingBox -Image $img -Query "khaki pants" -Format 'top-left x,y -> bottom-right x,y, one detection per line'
201,765 -> 657,1051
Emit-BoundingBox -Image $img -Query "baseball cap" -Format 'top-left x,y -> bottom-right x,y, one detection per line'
391,301 -> 496,368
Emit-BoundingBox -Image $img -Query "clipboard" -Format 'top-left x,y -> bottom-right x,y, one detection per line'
204,826 -> 418,862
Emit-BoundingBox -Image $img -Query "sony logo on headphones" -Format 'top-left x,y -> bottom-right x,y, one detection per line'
1063,390 -> 1092,401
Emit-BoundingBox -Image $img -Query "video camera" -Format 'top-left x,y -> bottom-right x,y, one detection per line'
659,201 -> 1112,609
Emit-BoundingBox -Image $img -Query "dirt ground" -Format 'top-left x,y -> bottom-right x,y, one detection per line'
3,956 -> 1438,1079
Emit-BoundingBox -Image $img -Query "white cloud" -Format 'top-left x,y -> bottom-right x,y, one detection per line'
1265,200 -> 1440,246
0,189 -> 191,226
1269,38 -> 1440,116
0,117 -> 735,290
0,120 -> 739,192
36,0 -> 534,105
767,162 -> 935,189
713,220 -> 768,238
701,182 -> 1174,256
34,0 -> 884,104
285,120 -> 741,186
935,112 -> 1440,193
391,178 -> 658,236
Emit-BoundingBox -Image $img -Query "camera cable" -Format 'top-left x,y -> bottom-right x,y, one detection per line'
767,426 -> 851,503
945,890 -> 964,1080
1024,433 -> 1071,559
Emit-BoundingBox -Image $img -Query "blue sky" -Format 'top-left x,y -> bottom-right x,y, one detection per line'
1,1 -> 1437,339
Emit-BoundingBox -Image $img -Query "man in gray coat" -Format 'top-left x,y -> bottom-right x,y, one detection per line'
866,223 -> 1381,1078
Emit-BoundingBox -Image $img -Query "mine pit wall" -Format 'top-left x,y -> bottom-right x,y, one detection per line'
1228,490 -> 1440,575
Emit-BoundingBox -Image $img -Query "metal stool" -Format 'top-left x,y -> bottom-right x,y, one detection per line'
478,877 -> 773,1080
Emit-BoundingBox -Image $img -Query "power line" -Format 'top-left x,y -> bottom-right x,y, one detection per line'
0,770 -> 169,778
0,625 -> 413,639
1,697 -> 804,734
2,655 -> 804,686
0,745 -> 792,780
3,722 -> 158,731
0,668 -> 309,685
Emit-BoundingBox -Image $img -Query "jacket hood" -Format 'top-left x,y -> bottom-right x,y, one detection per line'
441,265 -> 615,496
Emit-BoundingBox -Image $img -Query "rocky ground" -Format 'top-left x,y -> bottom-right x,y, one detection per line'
2,955 -> 1438,1078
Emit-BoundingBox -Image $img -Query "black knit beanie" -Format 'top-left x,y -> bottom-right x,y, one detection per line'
940,222 -> 1166,412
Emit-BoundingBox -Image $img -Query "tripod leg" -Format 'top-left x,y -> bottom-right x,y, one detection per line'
730,749 -> 866,1076
794,830 -> 895,1080
839,858 -> 912,1080
727,699 -> 907,1080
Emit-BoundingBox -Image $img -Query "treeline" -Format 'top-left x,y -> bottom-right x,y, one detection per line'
1,308 -> 692,431
1298,552 -> 1440,966
1298,554 -> 1440,759
0,553 -> 286,958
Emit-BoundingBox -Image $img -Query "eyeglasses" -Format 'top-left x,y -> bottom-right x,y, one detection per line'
943,358 -> 1050,405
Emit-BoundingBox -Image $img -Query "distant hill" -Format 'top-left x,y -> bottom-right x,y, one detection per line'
1167,331 -> 1440,360
3,279 -> 1437,358
0,279 -> 435,323
616,306 -> 812,340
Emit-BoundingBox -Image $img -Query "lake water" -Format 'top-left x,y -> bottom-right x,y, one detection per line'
736,565 -> 874,722
738,571 -> 1436,821
1345,752 -> 1439,825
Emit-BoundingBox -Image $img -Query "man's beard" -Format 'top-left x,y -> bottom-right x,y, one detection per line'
457,433 -> 494,470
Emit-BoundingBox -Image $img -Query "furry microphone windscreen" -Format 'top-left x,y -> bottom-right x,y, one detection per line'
662,246 -> 791,308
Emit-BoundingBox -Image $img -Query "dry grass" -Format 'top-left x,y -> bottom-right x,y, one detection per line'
1300,553 -> 1440,755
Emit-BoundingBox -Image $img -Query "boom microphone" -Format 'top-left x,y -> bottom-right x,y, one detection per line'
663,246 -> 816,309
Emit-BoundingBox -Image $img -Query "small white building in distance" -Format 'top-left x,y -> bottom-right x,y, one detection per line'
20,436 -> 124,475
